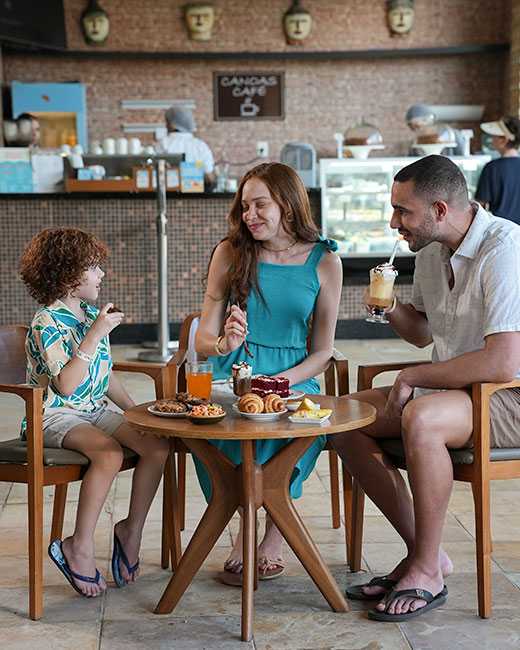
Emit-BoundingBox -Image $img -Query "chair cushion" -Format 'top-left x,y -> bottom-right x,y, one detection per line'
0,438 -> 138,467
379,439 -> 520,466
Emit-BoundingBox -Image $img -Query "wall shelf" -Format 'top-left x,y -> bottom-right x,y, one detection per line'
2,43 -> 510,62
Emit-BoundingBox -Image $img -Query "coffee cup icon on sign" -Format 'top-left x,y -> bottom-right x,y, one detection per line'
240,98 -> 260,117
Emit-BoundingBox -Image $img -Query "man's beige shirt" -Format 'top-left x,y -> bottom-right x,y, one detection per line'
412,203 -> 520,385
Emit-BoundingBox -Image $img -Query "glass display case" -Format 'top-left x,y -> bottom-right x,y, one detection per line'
320,155 -> 490,258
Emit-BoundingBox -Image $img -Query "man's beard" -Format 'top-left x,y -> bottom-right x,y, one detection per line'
406,210 -> 437,252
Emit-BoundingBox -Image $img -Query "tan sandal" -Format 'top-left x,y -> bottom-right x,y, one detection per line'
258,556 -> 285,581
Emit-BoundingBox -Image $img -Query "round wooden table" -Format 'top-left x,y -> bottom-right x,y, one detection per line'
125,394 -> 376,642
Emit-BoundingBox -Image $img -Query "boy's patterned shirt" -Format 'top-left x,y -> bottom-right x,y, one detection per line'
25,300 -> 112,414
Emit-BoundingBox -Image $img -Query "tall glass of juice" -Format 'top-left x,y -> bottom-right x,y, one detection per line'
186,361 -> 213,399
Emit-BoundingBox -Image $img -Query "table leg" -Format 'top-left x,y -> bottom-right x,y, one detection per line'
155,438 -> 239,615
167,443 -> 182,570
263,437 -> 349,613
241,440 -> 257,642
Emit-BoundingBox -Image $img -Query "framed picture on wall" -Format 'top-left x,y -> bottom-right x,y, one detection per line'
213,72 -> 285,121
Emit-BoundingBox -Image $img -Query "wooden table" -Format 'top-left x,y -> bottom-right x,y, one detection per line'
125,394 -> 376,642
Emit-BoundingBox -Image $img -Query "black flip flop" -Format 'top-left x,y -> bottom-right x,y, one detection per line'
345,575 -> 397,601
368,585 -> 448,622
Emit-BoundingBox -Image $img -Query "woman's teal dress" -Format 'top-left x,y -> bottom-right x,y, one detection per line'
194,238 -> 338,501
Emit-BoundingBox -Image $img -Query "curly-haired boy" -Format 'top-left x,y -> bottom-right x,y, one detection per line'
20,227 -> 169,598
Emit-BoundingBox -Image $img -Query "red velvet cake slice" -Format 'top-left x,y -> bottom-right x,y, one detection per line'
251,375 -> 290,398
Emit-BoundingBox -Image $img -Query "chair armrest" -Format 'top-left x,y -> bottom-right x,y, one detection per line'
471,378 -> 520,466
357,361 -> 431,391
323,349 -> 349,396
0,382 -> 44,473
113,360 -> 167,377
113,361 -> 175,400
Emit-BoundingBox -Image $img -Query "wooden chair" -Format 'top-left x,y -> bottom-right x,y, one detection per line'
347,359 -> 520,618
0,325 -> 177,620
168,312 -> 352,559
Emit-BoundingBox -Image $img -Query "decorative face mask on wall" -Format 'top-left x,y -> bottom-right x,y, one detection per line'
387,0 -> 414,35
184,3 -> 215,41
283,0 -> 312,46
81,0 -> 110,45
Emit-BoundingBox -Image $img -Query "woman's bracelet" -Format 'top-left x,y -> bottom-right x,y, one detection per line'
385,296 -> 398,314
76,348 -> 93,363
214,335 -> 227,356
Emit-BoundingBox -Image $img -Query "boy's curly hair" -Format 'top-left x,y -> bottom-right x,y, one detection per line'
20,228 -> 108,306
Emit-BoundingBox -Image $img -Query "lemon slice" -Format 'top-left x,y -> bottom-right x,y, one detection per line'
293,408 -> 332,419
316,409 -> 332,418
299,397 -> 318,411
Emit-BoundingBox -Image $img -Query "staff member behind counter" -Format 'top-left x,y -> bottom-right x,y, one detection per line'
475,117 -> 520,225
156,106 -> 215,188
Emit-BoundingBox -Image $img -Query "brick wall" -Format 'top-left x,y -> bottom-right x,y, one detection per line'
1,1 -> 510,175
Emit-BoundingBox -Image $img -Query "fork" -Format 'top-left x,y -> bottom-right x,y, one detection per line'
232,298 -> 254,359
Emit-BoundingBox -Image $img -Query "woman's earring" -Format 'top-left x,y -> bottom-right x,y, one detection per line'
286,212 -> 294,223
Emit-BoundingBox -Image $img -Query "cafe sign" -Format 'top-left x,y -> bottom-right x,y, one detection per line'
213,72 -> 285,121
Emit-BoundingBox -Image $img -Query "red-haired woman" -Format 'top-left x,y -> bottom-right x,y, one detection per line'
195,163 -> 343,585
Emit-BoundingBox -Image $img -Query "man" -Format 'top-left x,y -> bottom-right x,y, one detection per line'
156,105 -> 215,187
332,155 -> 520,621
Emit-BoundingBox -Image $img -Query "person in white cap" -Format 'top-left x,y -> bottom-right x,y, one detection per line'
156,106 -> 215,187
476,116 -> 520,224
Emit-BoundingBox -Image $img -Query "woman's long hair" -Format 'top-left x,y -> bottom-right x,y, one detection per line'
222,162 -> 320,308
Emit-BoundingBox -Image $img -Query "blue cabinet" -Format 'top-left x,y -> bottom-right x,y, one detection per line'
11,81 -> 87,150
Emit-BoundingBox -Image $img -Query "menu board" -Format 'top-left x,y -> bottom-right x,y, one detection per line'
213,72 -> 284,121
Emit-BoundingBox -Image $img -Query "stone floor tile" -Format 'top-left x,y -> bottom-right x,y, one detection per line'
252,611 -> 410,649
488,542 -> 520,573
399,608 -> 520,649
455,513 -> 520,541
0,584 -> 103,625
100,615 -> 251,649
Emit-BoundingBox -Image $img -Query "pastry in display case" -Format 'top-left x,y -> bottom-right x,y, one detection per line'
412,123 -> 457,155
319,156 -> 491,259
343,121 -> 385,160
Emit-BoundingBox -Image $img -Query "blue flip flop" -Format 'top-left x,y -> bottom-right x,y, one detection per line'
48,539 -> 103,597
111,530 -> 140,588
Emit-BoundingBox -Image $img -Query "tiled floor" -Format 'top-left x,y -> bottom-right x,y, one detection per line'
1,339 -> 520,649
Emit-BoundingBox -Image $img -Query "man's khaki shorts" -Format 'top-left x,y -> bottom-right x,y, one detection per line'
414,386 -> 520,448
488,387 -> 520,448
42,405 -> 125,448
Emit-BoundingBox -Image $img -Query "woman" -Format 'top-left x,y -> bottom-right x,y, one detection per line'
476,116 -> 520,224
194,162 -> 343,585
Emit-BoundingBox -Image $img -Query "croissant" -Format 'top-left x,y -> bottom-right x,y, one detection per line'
239,393 -> 264,414
264,393 -> 285,413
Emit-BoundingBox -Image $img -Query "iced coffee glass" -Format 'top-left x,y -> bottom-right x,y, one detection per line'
366,263 -> 398,324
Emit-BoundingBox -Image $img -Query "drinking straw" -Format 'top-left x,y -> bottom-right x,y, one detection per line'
388,239 -> 400,266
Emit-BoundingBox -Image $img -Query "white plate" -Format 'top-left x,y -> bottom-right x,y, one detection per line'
147,405 -> 189,418
232,403 -> 288,421
283,389 -> 305,402
288,414 -> 331,425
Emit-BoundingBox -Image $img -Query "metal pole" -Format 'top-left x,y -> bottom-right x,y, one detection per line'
139,158 -> 175,362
